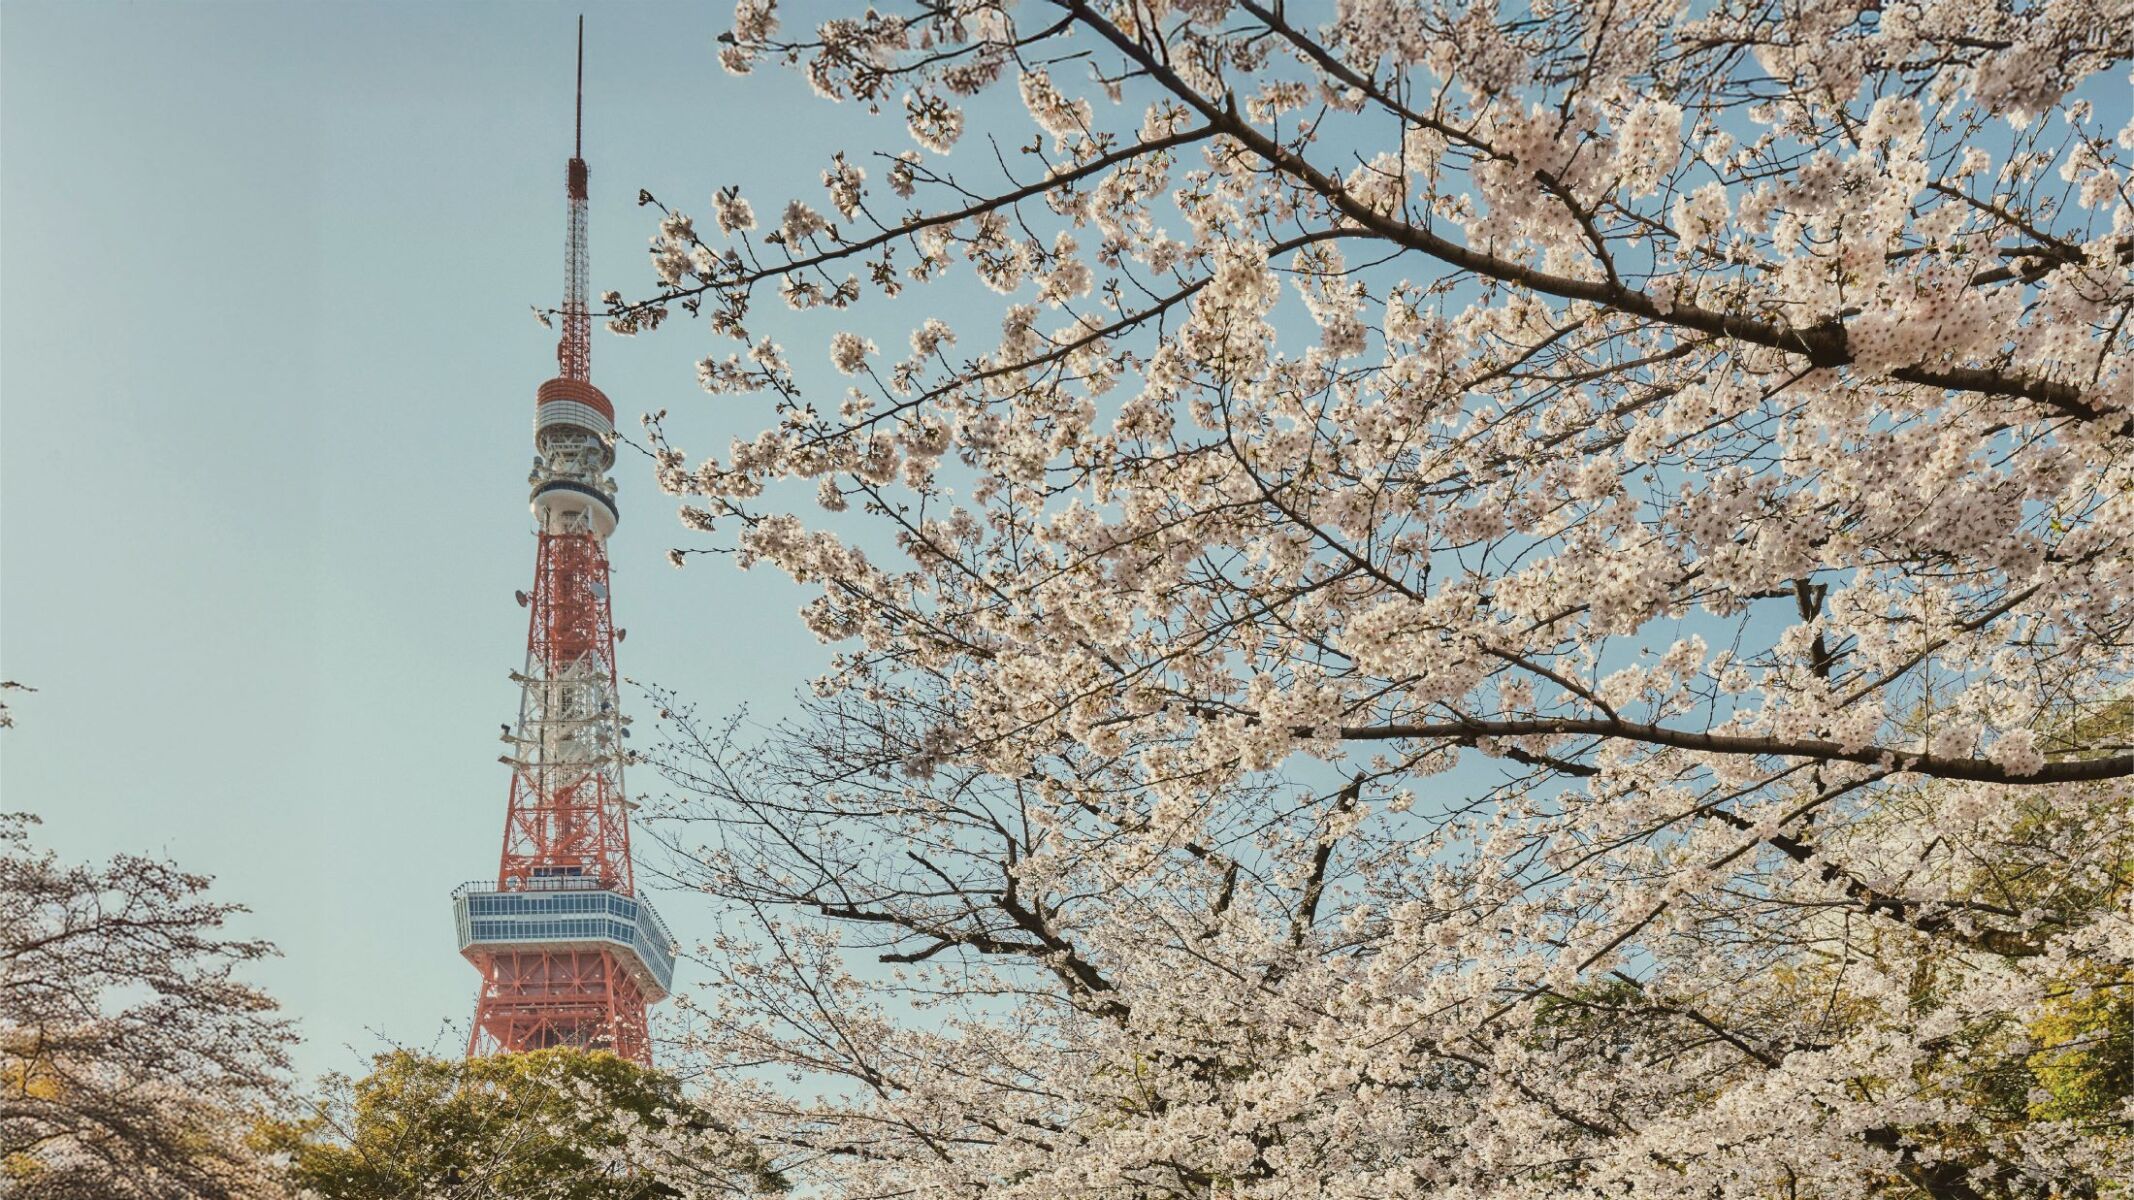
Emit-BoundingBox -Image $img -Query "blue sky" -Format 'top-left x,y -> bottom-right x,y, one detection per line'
0,1 -> 884,1078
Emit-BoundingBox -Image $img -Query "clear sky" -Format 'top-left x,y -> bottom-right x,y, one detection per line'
1,1 -> 883,1079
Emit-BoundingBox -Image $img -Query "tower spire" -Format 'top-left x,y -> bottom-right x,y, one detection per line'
560,15 -> 591,381
453,18 -> 667,1067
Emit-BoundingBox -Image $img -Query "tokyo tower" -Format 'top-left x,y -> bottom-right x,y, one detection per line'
450,17 -> 671,1065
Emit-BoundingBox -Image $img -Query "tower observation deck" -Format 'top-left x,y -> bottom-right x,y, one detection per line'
455,18 -> 669,1065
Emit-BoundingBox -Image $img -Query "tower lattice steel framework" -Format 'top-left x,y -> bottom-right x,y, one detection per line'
450,18 -> 671,1066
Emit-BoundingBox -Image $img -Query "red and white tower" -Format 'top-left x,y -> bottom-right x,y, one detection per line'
451,18 -> 670,1066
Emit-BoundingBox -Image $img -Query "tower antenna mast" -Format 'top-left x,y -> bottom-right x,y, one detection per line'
559,14 -> 591,383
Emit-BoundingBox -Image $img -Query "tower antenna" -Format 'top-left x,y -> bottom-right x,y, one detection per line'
559,16 -> 591,381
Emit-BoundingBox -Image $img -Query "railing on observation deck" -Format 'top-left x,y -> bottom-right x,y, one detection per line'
451,879 -> 677,998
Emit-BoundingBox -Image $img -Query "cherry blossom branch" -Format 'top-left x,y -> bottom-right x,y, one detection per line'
1060,0 -> 2118,429
1332,716 -> 2127,785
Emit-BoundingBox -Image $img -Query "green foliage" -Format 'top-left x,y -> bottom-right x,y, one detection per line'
258,1049 -> 783,1200
2026,967 -> 2134,1124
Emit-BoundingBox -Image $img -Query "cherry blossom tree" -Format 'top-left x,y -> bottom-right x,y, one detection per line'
619,2 -> 2134,1196
0,813 -> 292,1199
